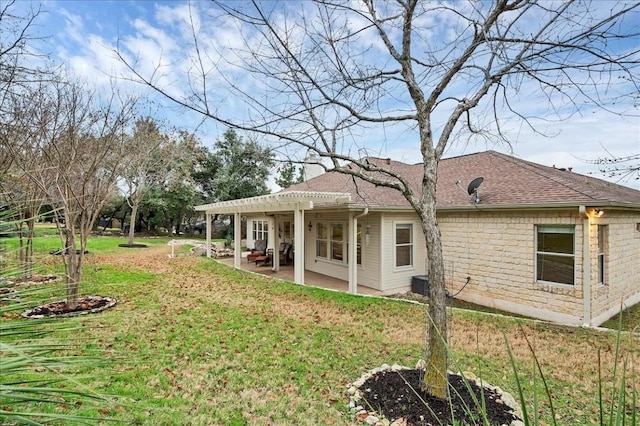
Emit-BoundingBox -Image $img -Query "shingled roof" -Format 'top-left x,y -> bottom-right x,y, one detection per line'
281,151 -> 640,210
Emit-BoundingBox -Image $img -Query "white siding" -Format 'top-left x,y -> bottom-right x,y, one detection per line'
304,211 -> 382,291
379,212 -> 427,294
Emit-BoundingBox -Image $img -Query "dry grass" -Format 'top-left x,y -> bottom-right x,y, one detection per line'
4,241 -> 638,425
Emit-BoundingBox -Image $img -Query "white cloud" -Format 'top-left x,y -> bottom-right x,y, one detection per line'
33,1 -> 639,189
59,9 -> 86,44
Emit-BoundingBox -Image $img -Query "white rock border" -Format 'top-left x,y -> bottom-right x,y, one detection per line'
346,361 -> 524,426
21,296 -> 117,319
5,274 -> 60,286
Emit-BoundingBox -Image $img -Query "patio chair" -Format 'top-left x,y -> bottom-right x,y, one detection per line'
247,239 -> 267,263
279,243 -> 293,265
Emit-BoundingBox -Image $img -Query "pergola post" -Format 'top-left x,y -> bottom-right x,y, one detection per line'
272,216 -> 280,272
234,212 -> 241,269
349,208 -> 368,294
205,212 -> 212,258
293,205 -> 305,284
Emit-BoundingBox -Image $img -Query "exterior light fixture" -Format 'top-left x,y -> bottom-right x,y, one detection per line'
595,209 -> 604,217
308,221 -> 313,232
365,225 -> 371,245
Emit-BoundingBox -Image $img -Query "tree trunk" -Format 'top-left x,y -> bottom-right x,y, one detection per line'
420,158 -> 448,399
127,203 -> 138,246
64,231 -> 82,310
24,219 -> 35,279
66,269 -> 81,310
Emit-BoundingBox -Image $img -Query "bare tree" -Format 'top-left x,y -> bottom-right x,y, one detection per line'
120,117 -> 169,246
592,152 -> 640,182
5,77 -> 137,309
0,0 -> 50,175
0,148 -> 46,279
0,0 -> 55,280
0,0 -> 49,113
117,0 -> 640,398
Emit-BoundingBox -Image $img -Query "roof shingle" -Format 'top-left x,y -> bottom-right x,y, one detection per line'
282,151 -> 640,210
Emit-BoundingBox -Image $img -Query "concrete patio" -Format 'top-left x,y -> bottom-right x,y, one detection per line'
216,256 -> 382,296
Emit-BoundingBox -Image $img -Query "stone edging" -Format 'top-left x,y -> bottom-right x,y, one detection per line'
21,296 -> 117,319
346,361 -> 524,426
5,274 -> 60,286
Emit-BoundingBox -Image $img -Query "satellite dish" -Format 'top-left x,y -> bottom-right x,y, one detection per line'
467,177 -> 484,195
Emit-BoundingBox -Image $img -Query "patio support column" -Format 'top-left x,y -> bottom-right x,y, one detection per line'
205,212 -> 212,258
579,206 -> 592,326
349,208 -> 368,294
272,216 -> 280,272
234,212 -> 241,269
293,204 -> 305,284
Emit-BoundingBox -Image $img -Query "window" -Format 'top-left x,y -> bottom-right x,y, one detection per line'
315,222 -> 347,263
252,220 -> 269,242
536,225 -> 575,285
597,225 -> 607,286
331,224 -> 344,261
395,224 -> 413,268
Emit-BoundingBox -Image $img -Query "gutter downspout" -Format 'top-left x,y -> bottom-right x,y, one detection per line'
579,205 -> 591,326
349,208 -> 369,294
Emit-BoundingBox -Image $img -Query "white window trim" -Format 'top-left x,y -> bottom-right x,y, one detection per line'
535,225 -> 576,287
597,224 -> 607,286
394,222 -> 414,270
315,221 -> 348,265
252,219 -> 269,243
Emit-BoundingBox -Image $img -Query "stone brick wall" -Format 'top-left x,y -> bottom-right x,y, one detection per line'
438,209 -> 640,326
591,211 -> 640,325
439,210 -> 586,324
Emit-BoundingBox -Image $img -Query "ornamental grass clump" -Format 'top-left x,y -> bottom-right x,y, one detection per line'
506,317 -> 637,426
1,215 -> 114,425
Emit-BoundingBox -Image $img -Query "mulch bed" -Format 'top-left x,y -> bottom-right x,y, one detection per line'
5,274 -> 59,285
49,249 -> 89,255
118,243 -> 148,248
22,296 -> 117,318
352,368 -> 521,426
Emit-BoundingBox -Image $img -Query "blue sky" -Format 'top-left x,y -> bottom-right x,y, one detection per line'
17,0 -> 640,189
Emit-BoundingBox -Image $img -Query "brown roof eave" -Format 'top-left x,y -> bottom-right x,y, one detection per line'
312,201 -> 640,213
437,201 -> 640,213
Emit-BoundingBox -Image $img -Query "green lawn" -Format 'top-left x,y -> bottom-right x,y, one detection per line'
1,236 -> 638,425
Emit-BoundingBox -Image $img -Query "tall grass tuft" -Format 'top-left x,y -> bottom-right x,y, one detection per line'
506,315 -> 637,426
0,213 -> 113,424
598,308 -> 637,426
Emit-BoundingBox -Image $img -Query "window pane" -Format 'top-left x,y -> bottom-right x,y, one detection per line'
597,225 -> 607,285
598,254 -> 605,284
537,231 -> 574,254
396,246 -> 412,267
317,223 -> 327,239
331,241 -> 343,261
317,240 -> 327,258
536,254 -> 574,285
396,227 -> 411,244
598,225 -> 606,253
332,224 -> 343,240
